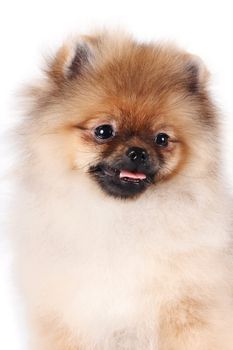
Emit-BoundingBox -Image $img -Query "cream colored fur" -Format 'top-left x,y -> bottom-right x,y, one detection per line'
10,159 -> 233,349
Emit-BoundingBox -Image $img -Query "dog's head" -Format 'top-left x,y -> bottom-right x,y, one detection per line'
22,32 -> 218,199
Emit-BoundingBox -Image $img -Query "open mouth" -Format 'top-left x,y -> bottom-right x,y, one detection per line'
119,169 -> 147,182
89,163 -> 154,198
95,164 -> 150,184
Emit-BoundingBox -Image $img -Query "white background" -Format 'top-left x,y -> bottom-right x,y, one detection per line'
0,1 -> 233,349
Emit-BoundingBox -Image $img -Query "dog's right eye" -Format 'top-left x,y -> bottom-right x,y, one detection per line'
94,124 -> 115,141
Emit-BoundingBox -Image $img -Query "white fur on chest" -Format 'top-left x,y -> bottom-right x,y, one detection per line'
12,176 -> 231,348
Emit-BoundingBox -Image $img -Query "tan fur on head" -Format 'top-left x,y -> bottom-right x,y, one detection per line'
11,31 -> 233,350
22,32 -> 218,187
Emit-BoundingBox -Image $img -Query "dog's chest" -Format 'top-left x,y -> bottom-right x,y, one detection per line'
18,187 -> 210,347
56,241 -> 160,349
41,202 -> 162,347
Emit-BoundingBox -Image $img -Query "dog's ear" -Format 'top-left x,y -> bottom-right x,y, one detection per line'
184,54 -> 210,93
46,37 -> 96,86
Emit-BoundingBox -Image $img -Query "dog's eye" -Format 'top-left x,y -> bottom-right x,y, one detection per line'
94,124 -> 115,141
155,133 -> 169,147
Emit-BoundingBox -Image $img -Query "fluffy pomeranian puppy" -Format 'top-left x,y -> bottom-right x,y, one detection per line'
10,31 -> 233,350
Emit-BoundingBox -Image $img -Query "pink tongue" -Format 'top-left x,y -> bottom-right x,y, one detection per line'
119,170 -> 146,180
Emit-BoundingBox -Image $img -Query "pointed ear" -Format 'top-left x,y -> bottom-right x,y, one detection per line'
184,54 -> 210,93
46,38 -> 95,86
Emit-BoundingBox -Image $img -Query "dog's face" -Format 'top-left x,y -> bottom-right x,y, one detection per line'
24,33 -> 218,199
74,106 -> 186,199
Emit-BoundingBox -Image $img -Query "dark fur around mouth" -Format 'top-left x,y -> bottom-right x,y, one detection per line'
89,163 -> 155,199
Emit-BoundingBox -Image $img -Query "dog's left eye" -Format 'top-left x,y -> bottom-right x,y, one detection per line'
94,124 -> 115,141
155,133 -> 169,147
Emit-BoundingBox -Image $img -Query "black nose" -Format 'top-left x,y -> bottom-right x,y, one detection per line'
126,147 -> 149,163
